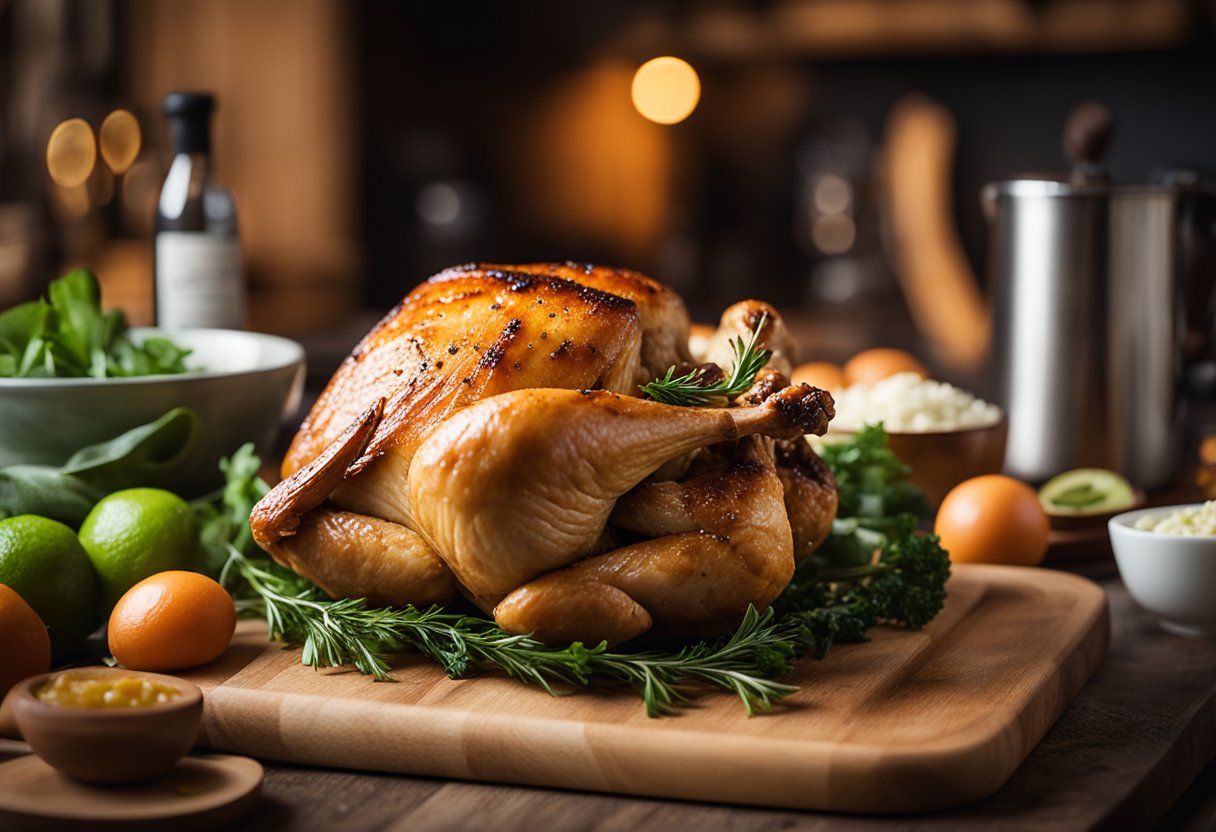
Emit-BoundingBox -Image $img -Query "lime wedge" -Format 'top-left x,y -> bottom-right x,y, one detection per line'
1038,468 -> 1135,515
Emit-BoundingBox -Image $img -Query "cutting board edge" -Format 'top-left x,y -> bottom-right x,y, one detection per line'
194,572 -> 1110,813
192,565 -> 1112,813
839,582 -> 1111,813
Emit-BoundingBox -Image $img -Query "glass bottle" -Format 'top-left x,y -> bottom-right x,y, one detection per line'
154,92 -> 243,329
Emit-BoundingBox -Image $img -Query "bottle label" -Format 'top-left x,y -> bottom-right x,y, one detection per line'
155,232 -> 244,328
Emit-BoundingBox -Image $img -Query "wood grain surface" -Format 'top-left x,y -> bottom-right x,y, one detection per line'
0,753 -> 263,832
180,564 -> 1107,813
2,569 -> 1212,831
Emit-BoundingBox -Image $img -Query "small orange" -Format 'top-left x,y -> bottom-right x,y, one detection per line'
0,583 -> 52,698
791,361 -> 847,392
935,475 -> 1049,567
108,571 -> 236,672
844,348 -> 929,386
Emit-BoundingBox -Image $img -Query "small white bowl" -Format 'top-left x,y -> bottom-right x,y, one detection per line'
0,327 -> 304,496
1109,504 -> 1216,638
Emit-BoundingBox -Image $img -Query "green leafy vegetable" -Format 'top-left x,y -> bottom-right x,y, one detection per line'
777,424 -> 950,659
194,443 -> 269,576
0,465 -> 101,526
0,406 -> 200,526
640,314 -> 772,406
62,407 -> 200,494
818,423 -> 930,521
778,515 -> 951,648
0,269 -> 192,379
200,423 -> 950,718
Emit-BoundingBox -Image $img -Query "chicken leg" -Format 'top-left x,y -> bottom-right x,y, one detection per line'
408,384 -> 833,608
493,435 -> 794,645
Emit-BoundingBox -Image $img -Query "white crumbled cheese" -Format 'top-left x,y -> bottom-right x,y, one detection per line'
829,372 -> 1003,433
1134,501 -> 1216,535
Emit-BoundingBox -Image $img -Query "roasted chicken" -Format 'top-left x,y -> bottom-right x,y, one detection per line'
251,263 -> 838,645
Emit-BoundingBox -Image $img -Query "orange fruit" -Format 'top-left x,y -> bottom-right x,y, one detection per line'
844,348 -> 929,386
108,571 -> 236,672
0,583 -> 51,698
935,475 -> 1049,567
791,361 -> 846,392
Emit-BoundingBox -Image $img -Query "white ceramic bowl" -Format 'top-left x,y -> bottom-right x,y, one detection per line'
0,328 -> 304,496
1109,504 -> 1216,638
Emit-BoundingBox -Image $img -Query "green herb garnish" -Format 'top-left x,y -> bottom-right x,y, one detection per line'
640,315 -> 772,406
0,269 -> 191,378
818,422 -> 930,521
199,423 -> 949,718
222,543 -> 799,718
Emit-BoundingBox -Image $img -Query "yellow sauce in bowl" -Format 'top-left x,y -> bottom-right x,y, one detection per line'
36,671 -> 181,708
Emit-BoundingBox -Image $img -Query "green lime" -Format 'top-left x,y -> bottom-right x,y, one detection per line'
0,515 -> 97,661
78,488 -> 197,612
1038,468 -> 1136,515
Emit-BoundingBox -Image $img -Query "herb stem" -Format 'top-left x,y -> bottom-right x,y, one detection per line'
640,314 -> 772,406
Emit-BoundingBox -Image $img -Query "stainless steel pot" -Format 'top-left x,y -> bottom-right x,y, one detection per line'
984,177 -> 1216,490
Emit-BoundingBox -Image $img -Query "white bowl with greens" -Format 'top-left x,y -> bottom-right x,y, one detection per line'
0,271 -> 304,495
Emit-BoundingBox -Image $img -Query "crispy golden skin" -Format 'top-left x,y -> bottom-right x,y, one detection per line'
254,262 -> 838,646
283,264 -> 666,479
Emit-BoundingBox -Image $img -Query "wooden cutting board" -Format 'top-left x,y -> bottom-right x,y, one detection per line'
183,563 -> 1108,813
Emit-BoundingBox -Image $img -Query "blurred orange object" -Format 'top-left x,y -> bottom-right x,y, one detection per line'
884,95 -> 989,373
935,474 -> 1049,567
844,348 -> 928,386
792,361 -> 846,392
0,584 -> 51,699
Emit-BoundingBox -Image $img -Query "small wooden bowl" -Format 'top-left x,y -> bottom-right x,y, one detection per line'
829,419 -> 1009,508
12,667 -> 203,784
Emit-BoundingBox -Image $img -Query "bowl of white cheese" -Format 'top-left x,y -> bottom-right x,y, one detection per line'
1109,502 -> 1216,638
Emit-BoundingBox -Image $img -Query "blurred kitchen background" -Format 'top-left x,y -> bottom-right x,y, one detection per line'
2,0 -> 1215,384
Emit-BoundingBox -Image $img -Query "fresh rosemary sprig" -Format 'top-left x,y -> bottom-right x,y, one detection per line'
640,314 -> 772,406
220,543 -> 801,717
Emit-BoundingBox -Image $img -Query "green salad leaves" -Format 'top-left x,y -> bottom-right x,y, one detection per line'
0,407 -> 199,526
0,269 -> 191,378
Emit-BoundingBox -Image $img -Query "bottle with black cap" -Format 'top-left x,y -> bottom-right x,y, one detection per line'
154,91 -> 243,329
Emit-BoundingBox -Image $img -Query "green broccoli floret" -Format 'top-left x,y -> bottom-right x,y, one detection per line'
772,425 -> 951,662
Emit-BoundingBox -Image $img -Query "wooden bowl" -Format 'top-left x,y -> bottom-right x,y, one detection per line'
829,419 -> 1009,508
11,667 -> 203,784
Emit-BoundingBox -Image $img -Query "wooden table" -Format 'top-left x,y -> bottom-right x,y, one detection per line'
2,566 -> 1212,831
220,565 -> 1216,831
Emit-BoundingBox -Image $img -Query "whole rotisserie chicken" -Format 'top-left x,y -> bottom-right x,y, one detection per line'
251,263 -> 837,646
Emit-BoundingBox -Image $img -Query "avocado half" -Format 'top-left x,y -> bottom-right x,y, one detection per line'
1038,468 -> 1136,516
